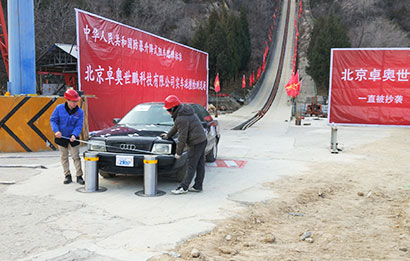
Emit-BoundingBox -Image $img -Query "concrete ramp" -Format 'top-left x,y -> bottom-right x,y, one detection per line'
218,0 -> 296,130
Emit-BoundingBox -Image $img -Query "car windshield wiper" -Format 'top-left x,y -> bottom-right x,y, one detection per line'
119,123 -> 146,126
117,123 -> 136,127
152,123 -> 173,126
119,123 -> 172,127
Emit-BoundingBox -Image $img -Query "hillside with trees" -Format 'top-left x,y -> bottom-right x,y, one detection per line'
0,0 -> 408,97
0,0 -> 277,95
304,0 -> 409,95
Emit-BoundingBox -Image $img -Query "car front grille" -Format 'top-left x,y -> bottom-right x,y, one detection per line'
106,142 -> 151,154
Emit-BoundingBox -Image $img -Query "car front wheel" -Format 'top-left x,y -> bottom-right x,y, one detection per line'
206,143 -> 218,162
99,170 -> 116,179
176,163 -> 187,182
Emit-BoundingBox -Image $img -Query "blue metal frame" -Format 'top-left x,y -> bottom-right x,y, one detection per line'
8,0 -> 36,95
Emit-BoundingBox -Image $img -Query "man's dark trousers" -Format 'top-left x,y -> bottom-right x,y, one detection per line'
180,140 -> 207,190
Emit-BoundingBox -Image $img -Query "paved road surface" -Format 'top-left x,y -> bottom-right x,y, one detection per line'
0,0 -> 394,260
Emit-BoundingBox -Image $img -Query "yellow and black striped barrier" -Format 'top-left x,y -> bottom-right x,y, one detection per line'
0,96 -> 89,153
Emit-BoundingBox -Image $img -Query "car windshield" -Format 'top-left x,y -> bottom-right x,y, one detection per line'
119,103 -> 174,126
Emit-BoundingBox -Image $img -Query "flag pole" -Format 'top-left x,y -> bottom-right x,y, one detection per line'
242,74 -> 246,102
215,90 -> 219,117
214,73 -> 220,117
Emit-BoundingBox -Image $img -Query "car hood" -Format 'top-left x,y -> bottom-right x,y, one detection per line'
89,124 -> 174,154
90,124 -> 171,138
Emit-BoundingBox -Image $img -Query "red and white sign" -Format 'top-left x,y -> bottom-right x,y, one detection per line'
207,159 -> 247,168
75,9 -> 208,131
329,48 -> 410,126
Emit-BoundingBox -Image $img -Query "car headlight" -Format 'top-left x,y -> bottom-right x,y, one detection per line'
88,140 -> 107,152
151,143 -> 172,154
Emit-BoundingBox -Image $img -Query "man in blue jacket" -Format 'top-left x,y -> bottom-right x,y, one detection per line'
50,88 -> 85,185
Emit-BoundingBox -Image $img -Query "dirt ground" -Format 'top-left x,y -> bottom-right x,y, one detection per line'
151,128 -> 410,260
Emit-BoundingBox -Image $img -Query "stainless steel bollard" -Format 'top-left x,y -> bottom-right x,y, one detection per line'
135,155 -> 165,197
76,152 -> 107,193
330,125 -> 339,154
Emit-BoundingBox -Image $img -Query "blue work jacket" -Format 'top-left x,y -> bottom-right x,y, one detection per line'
50,103 -> 84,147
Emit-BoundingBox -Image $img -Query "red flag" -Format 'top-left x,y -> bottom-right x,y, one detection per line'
253,71 -> 255,84
263,46 -> 268,72
249,73 -> 252,87
242,74 -> 246,89
285,72 -> 301,98
214,73 -> 220,93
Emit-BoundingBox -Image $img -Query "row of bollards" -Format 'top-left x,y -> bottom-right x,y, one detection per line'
76,153 -> 165,197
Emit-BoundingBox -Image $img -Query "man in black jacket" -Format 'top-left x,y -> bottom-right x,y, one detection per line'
161,95 -> 207,194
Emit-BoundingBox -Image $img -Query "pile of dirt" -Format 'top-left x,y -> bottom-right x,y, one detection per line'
150,128 -> 410,260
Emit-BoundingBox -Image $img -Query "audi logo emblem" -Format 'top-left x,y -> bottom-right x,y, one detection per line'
120,144 -> 136,150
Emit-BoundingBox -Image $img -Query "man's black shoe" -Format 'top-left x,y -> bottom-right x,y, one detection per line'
77,176 -> 85,185
63,175 -> 72,184
188,186 -> 202,192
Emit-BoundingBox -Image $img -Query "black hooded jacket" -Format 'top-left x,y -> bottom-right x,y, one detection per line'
167,104 -> 207,155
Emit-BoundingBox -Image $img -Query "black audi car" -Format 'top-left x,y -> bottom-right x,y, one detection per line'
86,102 -> 220,181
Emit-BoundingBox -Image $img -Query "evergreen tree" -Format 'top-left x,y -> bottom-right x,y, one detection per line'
239,6 -> 251,71
190,6 -> 251,92
204,10 -> 221,81
191,25 -> 206,51
307,14 -> 350,92
121,0 -> 135,17
225,13 -> 240,80
207,22 -> 229,87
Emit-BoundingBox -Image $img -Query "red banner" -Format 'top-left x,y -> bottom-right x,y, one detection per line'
329,48 -> 410,126
76,9 -> 208,131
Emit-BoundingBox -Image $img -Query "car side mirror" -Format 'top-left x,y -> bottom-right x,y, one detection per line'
113,118 -> 121,124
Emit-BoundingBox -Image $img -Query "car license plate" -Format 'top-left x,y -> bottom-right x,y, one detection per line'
116,155 -> 134,167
